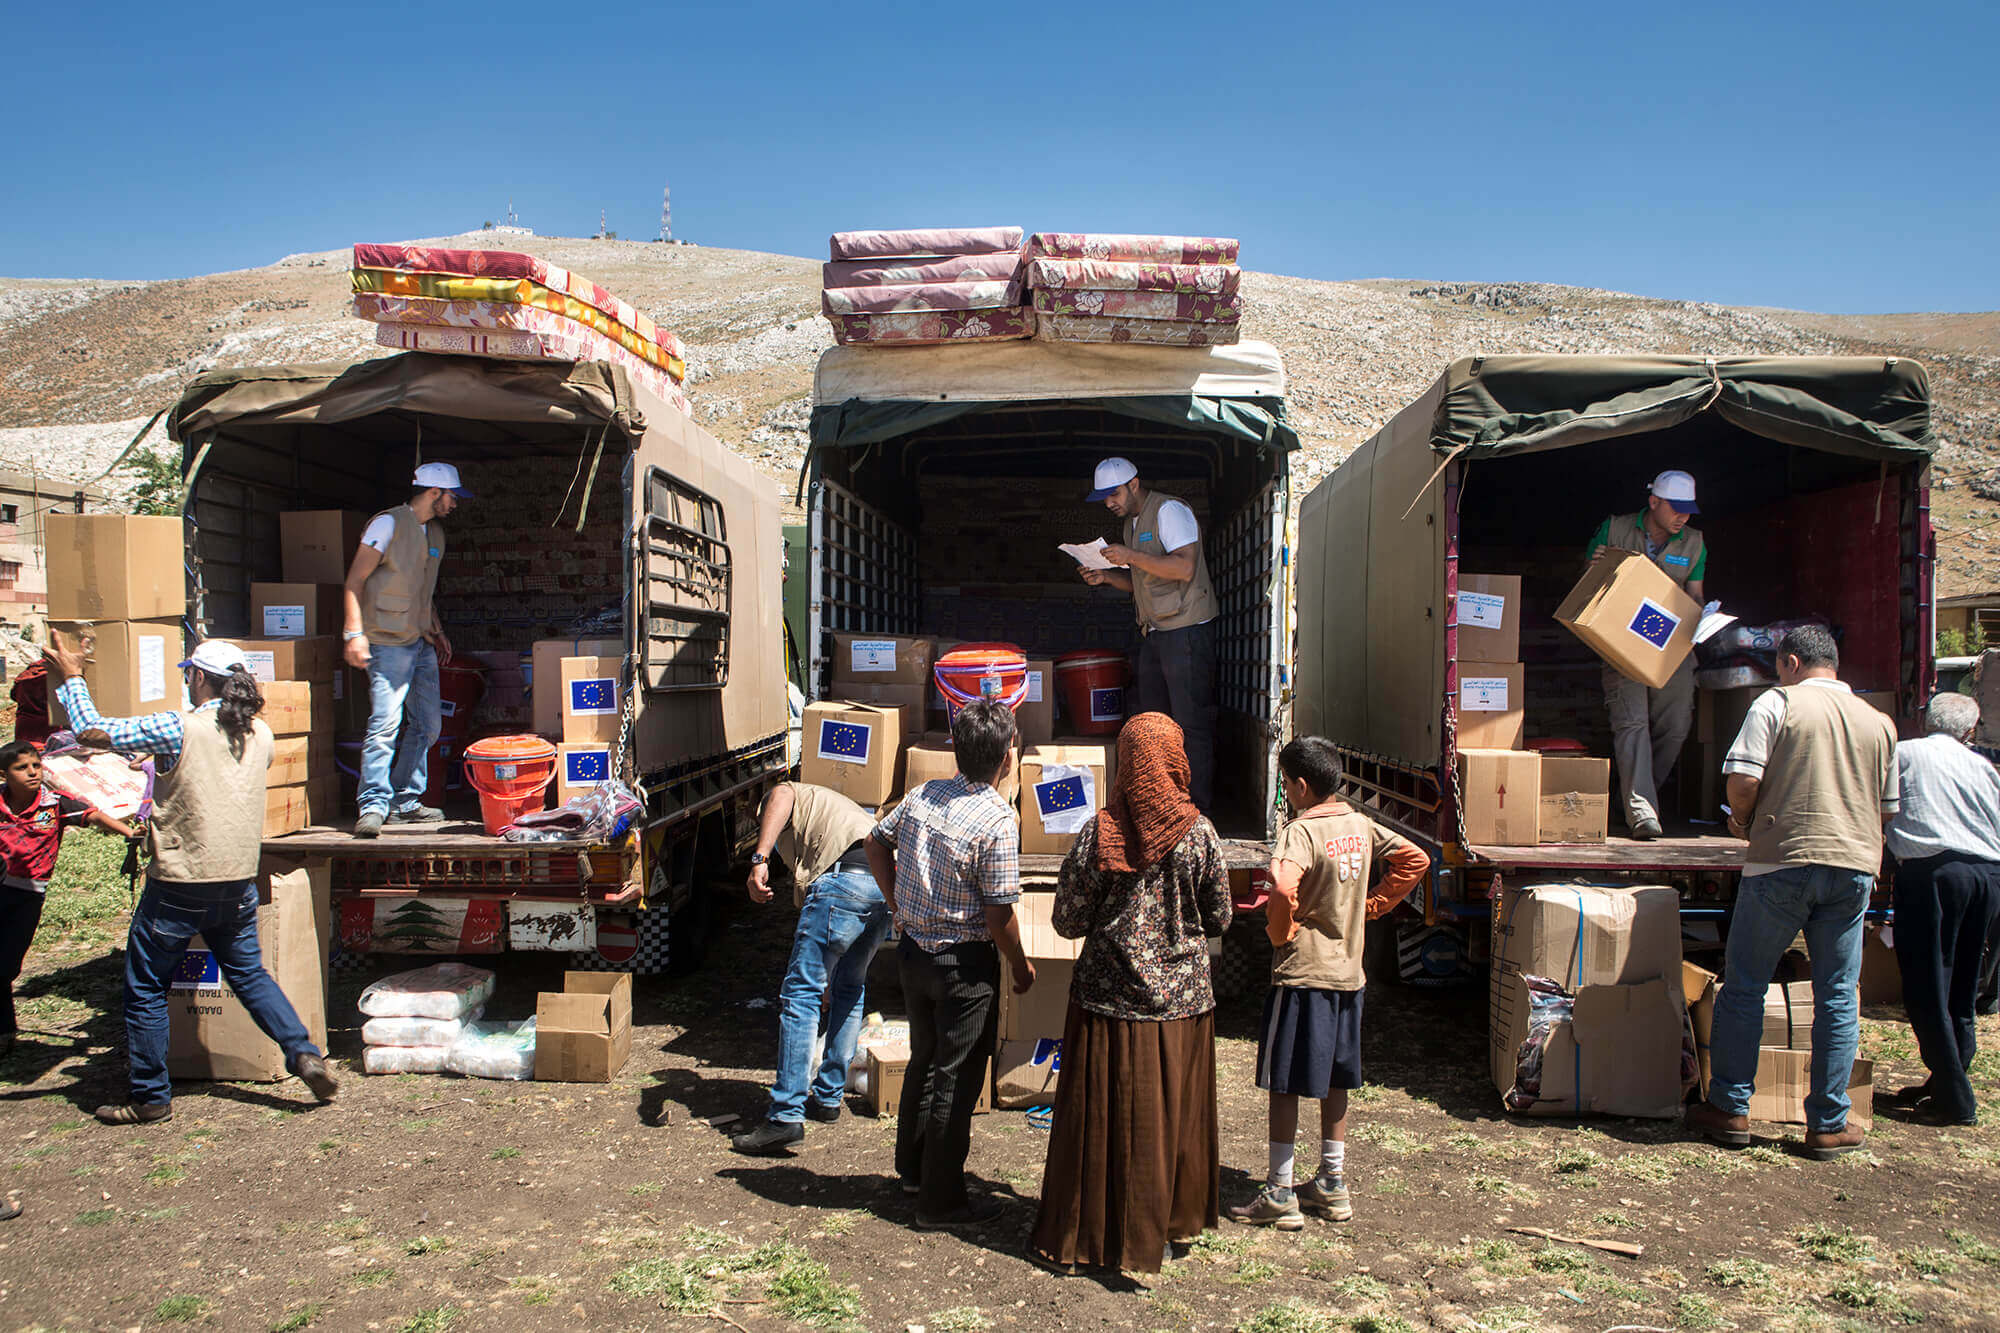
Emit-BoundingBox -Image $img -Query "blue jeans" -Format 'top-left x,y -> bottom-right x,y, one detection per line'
360,638 -> 441,817
125,879 -> 319,1105
768,867 -> 891,1123
1710,864 -> 1872,1131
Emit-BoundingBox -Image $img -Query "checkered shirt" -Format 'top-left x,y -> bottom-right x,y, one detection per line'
872,774 -> 1019,952
55,677 -> 208,773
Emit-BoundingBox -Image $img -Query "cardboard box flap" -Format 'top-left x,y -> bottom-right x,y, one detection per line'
537,991 -> 612,1033
1532,977 -> 1686,1119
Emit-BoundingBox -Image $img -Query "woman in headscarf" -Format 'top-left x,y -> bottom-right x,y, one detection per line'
1028,711 -> 1233,1273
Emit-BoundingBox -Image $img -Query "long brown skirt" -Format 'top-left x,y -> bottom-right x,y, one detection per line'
1028,1003 -> 1219,1274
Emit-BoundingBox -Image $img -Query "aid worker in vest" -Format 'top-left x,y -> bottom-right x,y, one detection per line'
341,462 -> 470,839
1080,458 -> 1220,812
42,639 -> 340,1125
1586,470 -> 1707,840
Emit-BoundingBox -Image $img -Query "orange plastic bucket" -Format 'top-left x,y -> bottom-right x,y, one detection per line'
935,643 -> 1029,721
461,734 -> 557,835
1054,650 -> 1131,736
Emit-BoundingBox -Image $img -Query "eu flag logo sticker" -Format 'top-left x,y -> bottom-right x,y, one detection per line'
569,677 -> 618,715
1627,598 -> 1682,651
171,949 -> 220,991
566,749 -> 610,786
1088,687 -> 1124,723
817,718 -> 872,765
1032,763 -> 1098,835
1036,775 -> 1087,817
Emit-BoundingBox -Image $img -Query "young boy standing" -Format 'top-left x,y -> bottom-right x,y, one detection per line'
1229,736 -> 1430,1229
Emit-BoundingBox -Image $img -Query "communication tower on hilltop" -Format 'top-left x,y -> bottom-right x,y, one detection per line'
658,185 -> 673,243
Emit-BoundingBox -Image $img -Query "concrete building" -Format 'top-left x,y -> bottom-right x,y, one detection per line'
0,468 -> 111,637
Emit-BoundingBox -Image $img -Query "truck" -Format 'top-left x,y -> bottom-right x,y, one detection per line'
803,337 -> 1298,868
1294,353 -> 1937,952
166,352 -> 792,973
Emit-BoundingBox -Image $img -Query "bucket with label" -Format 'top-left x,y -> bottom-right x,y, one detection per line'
461,735 -> 557,836
934,643 -> 1029,722
437,662 -> 488,737
1054,651 -> 1130,736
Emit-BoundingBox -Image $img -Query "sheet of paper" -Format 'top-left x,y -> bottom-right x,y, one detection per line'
1059,538 -> 1114,571
1693,600 -> 1738,646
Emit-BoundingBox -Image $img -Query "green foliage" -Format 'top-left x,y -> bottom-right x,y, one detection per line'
1528,1246 -> 1592,1276
1794,1222 -> 1873,1263
404,1235 -> 451,1256
121,447 -> 185,518
929,1309 -> 993,1333
152,1295 -> 209,1323
1673,1293 -> 1721,1329
1938,625 -> 1989,658
765,1255 -> 862,1328
397,1307 -> 460,1333
1237,1301 -> 1344,1333
1948,1227 -> 2000,1264
1704,1256 -> 1773,1288
269,1304 -> 326,1332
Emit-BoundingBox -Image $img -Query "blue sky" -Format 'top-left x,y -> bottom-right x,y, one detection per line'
4,1 -> 1995,313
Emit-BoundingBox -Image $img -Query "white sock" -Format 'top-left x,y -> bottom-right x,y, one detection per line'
1321,1139 -> 1345,1179
1268,1140 -> 1295,1190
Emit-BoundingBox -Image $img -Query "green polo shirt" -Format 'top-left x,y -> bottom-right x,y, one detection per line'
1587,513 -> 1707,583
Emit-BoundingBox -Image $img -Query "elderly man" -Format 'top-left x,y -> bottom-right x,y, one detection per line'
1884,693 -> 2000,1126
1686,625 -> 1897,1158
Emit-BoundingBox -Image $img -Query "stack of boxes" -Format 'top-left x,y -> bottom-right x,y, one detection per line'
553,648 -> 624,807
45,514 -> 187,728
798,634 -> 936,807
252,512 -> 355,831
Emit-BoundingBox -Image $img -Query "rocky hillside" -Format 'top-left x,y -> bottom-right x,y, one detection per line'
3,233 -> 1995,592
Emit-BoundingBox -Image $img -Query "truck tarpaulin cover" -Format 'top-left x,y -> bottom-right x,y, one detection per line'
807,338 -> 1298,452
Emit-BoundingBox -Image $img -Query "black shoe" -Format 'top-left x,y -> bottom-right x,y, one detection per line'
291,1052 -> 339,1103
387,805 -> 445,824
804,1099 -> 843,1124
914,1198 -> 1003,1231
898,1177 -> 920,1197
730,1119 -> 805,1156
1629,816 -> 1665,841
354,812 -> 384,839
0,1197 -> 19,1222
95,1101 -> 172,1126
1881,1082 -> 1935,1107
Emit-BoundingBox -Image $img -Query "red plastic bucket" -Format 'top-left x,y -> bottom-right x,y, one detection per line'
423,735 -> 463,807
1054,651 -> 1131,735
935,643 -> 1029,721
461,735 -> 557,835
437,662 -> 488,736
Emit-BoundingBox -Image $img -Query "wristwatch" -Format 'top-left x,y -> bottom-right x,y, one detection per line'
749,852 -> 768,866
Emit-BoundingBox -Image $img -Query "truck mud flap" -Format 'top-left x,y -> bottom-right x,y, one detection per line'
570,909 -> 672,975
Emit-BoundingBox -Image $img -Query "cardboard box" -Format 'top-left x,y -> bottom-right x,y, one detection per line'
237,636 -> 339,684
558,656 -> 623,744
1697,685 -> 1770,749
261,680 -> 332,738
48,619 -> 184,720
865,1045 -> 990,1116
264,783 -> 309,837
903,737 -> 1020,806
534,972 -> 633,1082
279,510 -> 367,586
530,638 -> 622,737
1457,748 -> 1541,846
992,1036 -> 1063,1109
249,583 -> 346,640
1854,691 -> 1896,717
800,702 -> 903,805
1456,573 -> 1522,663
1016,660 -> 1055,748
167,861 -> 330,1081
1684,961 -> 1818,1093
1051,736 -> 1117,791
557,742 -> 613,806
832,633 -> 935,686
45,514 -> 186,621
1538,755 -> 1610,844
1747,1048 -> 1874,1127
1020,743 -> 1110,856
1455,660 -> 1525,750
267,735 -> 322,788
1859,923 -> 1901,1005
998,891 -> 1081,1042
1490,881 -> 1684,1117
1555,548 -> 1703,690
833,683 -> 930,741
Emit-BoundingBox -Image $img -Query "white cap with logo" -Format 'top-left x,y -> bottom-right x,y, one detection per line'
1086,457 -> 1138,502
179,640 -> 250,678
414,462 -> 475,498
1649,469 -> 1699,515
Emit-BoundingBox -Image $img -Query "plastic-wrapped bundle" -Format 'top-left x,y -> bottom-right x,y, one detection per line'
357,963 -> 497,1020
447,1018 -> 539,1080
361,1008 -> 485,1048
1503,975 -> 1573,1112
363,1044 -> 453,1075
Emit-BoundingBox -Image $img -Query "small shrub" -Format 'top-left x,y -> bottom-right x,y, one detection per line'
1901,1245 -> 1957,1276
1238,1301 -> 1343,1333
1795,1222 -> 1872,1263
929,1309 -> 993,1333
1704,1257 -> 1773,1289
1229,1258 -> 1282,1285
1673,1292 -> 1721,1329
1551,1145 -> 1603,1175
489,1146 -> 521,1161
765,1256 -> 862,1328
398,1307 -> 460,1333
1949,1227 -> 2000,1265
1528,1246 -> 1592,1276
270,1303 -> 326,1332
153,1296 -> 209,1323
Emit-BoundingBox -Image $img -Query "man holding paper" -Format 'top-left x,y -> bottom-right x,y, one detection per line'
1078,458 -> 1220,812
1585,470 -> 1707,839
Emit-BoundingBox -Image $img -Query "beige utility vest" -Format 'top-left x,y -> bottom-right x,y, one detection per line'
361,506 -> 445,647
1124,489 -> 1219,633
148,710 -> 275,883
1602,512 -> 1705,589
1743,685 -> 1897,875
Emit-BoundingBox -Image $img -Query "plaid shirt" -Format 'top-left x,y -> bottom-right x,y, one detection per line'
54,677 -> 208,773
873,774 -> 1019,952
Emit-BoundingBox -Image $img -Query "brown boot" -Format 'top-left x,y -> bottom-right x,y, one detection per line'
1804,1122 -> 1866,1160
1684,1099 -> 1750,1147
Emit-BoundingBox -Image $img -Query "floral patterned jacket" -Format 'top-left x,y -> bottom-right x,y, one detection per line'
1052,818 -> 1233,1021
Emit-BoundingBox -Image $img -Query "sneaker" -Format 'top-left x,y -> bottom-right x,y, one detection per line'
804,1099 -> 842,1124
387,805 -> 445,824
291,1052 -> 339,1103
354,811 -> 385,839
1297,1173 -> 1353,1222
95,1101 -> 172,1126
730,1119 -> 805,1156
1226,1184 -> 1305,1231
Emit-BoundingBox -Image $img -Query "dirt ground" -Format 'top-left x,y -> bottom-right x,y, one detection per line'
1,873 -> 1998,1333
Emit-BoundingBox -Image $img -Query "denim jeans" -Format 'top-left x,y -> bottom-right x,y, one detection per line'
125,878 -> 319,1105
1710,863 -> 1872,1131
1135,620 -> 1217,812
360,638 -> 442,817
768,867 -> 891,1123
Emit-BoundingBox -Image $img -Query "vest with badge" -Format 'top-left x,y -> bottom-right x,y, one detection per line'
148,710 -> 275,883
1602,512 -> 1704,589
1124,489 -> 1219,633
361,505 -> 445,647
1743,684 -> 1897,875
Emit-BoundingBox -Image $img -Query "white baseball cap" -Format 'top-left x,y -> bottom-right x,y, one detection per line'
1086,457 -> 1138,501
180,640 -> 250,678
1649,469 -> 1699,515
414,461 -> 475,498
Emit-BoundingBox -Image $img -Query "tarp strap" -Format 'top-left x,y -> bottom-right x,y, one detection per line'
553,425 -> 604,529
1401,442 -> 1471,520
86,407 -> 169,488
413,419 -> 422,471
574,427 -> 608,535
1875,461 -> 1889,525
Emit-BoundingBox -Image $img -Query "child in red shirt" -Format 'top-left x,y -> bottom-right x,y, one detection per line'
0,740 -> 135,1054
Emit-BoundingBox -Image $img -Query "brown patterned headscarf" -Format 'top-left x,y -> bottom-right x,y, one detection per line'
1094,712 -> 1202,873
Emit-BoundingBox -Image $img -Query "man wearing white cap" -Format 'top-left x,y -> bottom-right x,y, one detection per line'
1586,470 -> 1708,839
1081,457 -> 1220,811
341,462 -> 471,838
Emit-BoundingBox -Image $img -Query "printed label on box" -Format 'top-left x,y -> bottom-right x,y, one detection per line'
440,699 -> 458,718
244,650 -> 277,684
1460,590 -> 1507,628
1089,686 -> 1124,722
565,750 -> 610,786
170,949 -> 220,991
568,678 -> 618,715
817,718 -> 873,765
137,634 -> 167,703
1460,676 -> 1510,711
1627,598 -> 1681,651
850,640 -> 897,673
263,604 -> 307,637
1026,670 -> 1044,703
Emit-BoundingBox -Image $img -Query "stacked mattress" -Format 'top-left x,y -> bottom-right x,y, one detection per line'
1024,234 -> 1242,346
350,244 -> 691,413
822,227 -> 1032,345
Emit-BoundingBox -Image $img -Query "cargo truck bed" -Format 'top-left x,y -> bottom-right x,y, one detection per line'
1466,831 -> 1745,872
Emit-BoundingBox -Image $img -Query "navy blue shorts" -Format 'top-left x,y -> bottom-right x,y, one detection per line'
1254,985 -> 1364,1097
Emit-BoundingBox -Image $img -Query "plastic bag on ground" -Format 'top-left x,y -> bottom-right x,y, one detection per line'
1503,974 -> 1573,1112
361,1007 -> 485,1049
357,963 -> 497,1020
363,1043 -> 453,1075
447,1017 -> 538,1080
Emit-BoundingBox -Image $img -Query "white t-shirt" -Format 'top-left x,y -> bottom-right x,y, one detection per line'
1155,499 -> 1200,553
1721,677 -> 1899,875
360,513 -> 397,553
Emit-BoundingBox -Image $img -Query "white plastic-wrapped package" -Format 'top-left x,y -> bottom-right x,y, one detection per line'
362,1044 -> 453,1075
357,964 -> 497,1020
447,1018 -> 538,1081
361,1007 -> 485,1049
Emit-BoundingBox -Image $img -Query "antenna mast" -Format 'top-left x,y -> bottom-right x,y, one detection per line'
659,185 -> 673,243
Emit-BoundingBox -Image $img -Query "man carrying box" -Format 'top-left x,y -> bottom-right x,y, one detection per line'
1586,470 -> 1707,839
341,463 -> 470,838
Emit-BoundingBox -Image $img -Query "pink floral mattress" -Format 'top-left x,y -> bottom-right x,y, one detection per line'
821,280 -> 1023,317
1032,311 -> 1241,348
827,306 -> 1036,346
1025,258 -> 1240,295
828,227 -> 1024,261
353,294 -> 684,380
370,322 -> 692,415
823,254 -> 1022,287
1025,234 -> 1239,265
1030,288 -> 1240,323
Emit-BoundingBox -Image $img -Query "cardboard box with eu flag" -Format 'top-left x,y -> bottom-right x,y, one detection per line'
800,702 -> 902,806
1020,743 -> 1108,855
168,860 -> 330,1081
1555,549 -> 1702,689
557,743 -> 613,806
560,657 -> 623,744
